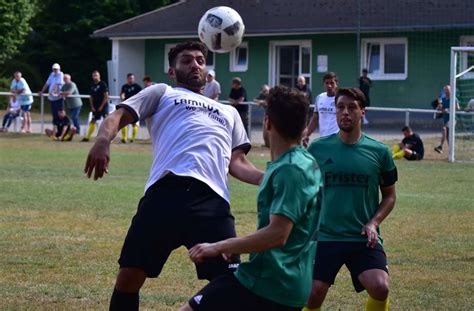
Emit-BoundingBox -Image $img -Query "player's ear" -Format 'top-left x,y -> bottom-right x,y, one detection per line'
168,67 -> 176,80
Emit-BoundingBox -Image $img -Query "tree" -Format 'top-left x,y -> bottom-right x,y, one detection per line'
0,0 -> 36,65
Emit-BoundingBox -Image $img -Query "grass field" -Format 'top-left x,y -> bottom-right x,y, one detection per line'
0,134 -> 473,310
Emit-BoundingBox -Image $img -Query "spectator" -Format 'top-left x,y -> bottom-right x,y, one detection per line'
359,68 -> 372,124
434,85 -> 460,153
40,63 -> 64,124
44,109 -> 76,141
142,75 -> 155,88
302,72 -> 339,145
81,70 -> 109,142
295,75 -> 312,102
120,73 -> 142,143
1,96 -> 21,132
254,84 -> 270,147
203,69 -> 221,101
10,71 -> 33,133
228,77 -> 249,134
465,99 -> 474,112
60,74 -> 82,135
392,126 -> 424,160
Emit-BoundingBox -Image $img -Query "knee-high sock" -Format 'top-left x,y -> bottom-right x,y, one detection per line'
392,149 -> 405,159
109,288 -> 139,311
366,296 -> 389,311
86,122 -> 96,139
131,124 -> 138,141
121,127 -> 128,142
391,144 -> 401,153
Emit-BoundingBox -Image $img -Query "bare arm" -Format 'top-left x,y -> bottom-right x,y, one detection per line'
84,108 -> 135,180
229,149 -> 264,185
189,214 -> 293,263
361,185 -> 396,248
302,112 -> 319,147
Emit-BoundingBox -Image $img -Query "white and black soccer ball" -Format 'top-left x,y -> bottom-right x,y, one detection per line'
198,6 -> 245,53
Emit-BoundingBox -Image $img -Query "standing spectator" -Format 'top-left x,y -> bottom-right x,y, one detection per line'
302,72 -> 339,145
40,63 -> 64,124
359,69 -> 372,124
44,109 -> 76,141
228,77 -> 249,134
142,75 -> 155,88
392,126 -> 424,160
120,73 -> 142,143
10,71 -> 34,133
434,85 -> 460,153
60,74 -> 82,135
296,75 -> 312,102
1,96 -> 20,132
81,70 -> 109,142
203,70 -> 221,101
254,84 -> 270,147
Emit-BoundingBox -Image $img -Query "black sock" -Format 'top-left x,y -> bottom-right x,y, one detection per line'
109,288 -> 139,311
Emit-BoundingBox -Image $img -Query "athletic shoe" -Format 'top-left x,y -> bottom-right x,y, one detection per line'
434,146 -> 443,153
121,139 -> 127,144
130,140 -> 134,143
81,138 -> 89,142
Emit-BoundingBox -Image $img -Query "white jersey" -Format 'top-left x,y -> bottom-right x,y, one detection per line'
118,84 -> 250,203
315,92 -> 339,137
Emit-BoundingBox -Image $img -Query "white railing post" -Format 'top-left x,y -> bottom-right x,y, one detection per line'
40,94 -> 45,134
448,48 -> 457,163
405,110 -> 410,126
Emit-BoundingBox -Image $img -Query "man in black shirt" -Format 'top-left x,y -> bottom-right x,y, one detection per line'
45,109 -> 76,141
120,73 -> 142,143
359,69 -> 372,125
392,126 -> 424,160
82,70 -> 109,142
228,77 -> 249,134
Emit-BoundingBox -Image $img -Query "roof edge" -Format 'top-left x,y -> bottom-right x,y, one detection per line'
93,0 -> 186,36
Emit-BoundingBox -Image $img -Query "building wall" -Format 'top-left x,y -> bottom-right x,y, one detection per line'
142,29 -> 474,108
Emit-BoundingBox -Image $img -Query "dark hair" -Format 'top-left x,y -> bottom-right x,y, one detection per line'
92,70 -> 100,75
362,68 -> 368,73
143,75 -> 152,82
335,87 -> 367,108
323,72 -> 338,82
168,41 -> 208,67
266,85 -> 309,140
127,73 -> 134,78
401,126 -> 411,132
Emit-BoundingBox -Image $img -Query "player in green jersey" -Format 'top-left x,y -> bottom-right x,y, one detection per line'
304,88 -> 397,311
180,86 -> 322,311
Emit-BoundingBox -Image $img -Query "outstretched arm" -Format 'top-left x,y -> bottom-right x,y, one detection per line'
84,108 -> 135,180
229,148 -> 264,185
302,112 -> 319,146
189,214 -> 293,263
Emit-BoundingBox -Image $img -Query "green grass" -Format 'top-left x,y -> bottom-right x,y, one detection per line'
0,134 -> 473,310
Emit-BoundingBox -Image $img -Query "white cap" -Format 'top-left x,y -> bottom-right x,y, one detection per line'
52,63 -> 60,70
207,70 -> 215,77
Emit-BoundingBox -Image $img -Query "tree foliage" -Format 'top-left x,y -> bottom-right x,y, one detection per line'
3,0 -> 175,92
0,0 -> 36,65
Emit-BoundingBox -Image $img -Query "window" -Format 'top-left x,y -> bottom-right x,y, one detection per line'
164,44 -> 215,72
361,38 -> 408,80
230,42 -> 248,72
460,36 -> 474,79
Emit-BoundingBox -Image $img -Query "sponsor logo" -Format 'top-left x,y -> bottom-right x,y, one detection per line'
193,295 -> 203,304
228,263 -> 239,269
174,97 -> 227,126
324,171 -> 369,188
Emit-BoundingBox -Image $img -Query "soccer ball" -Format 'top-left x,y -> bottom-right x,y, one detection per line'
198,6 -> 245,53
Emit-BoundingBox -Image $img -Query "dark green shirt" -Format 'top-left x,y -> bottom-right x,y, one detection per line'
235,146 -> 321,307
61,82 -> 82,109
308,133 -> 396,244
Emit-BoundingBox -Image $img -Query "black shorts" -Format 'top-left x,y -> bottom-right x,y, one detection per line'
188,274 -> 301,311
118,175 -> 239,280
313,241 -> 388,292
92,107 -> 108,120
405,151 -> 423,161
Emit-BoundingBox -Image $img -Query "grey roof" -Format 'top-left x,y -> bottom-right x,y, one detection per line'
93,0 -> 474,38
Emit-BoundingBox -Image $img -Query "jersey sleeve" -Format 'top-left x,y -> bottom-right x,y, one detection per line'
269,165 -> 310,224
231,107 -> 251,153
380,145 -> 397,187
116,83 -> 167,123
314,95 -> 320,113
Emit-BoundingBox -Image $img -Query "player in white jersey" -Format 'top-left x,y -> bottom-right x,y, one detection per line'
84,41 -> 264,311
302,72 -> 339,146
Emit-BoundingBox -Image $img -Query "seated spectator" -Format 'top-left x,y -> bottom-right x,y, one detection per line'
1,96 -> 21,132
44,109 -> 76,141
392,126 -> 424,160
254,84 -> 270,147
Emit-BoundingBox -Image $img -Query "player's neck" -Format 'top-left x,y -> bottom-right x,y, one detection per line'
176,82 -> 202,94
269,137 -> 299,161
339,127 -> 362,144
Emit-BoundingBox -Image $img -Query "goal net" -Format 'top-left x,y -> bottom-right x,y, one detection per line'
450,47 -> 474,162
